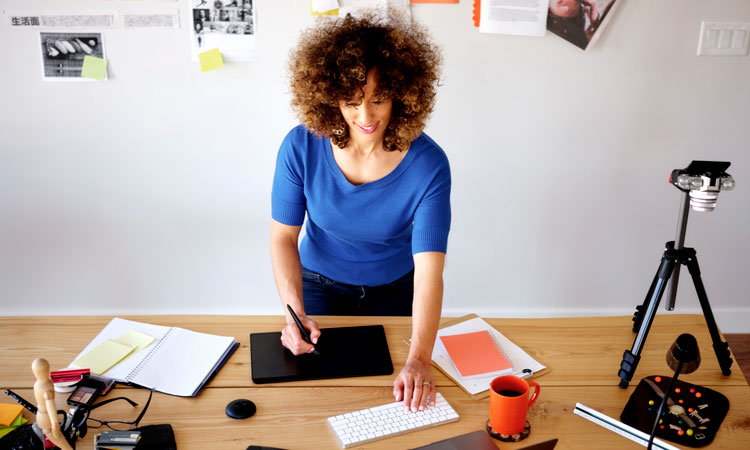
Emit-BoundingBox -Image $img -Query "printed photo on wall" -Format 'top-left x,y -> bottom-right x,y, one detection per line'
546,0 -> 620,50
191,0 -> 256,61
39,32 -> 105,81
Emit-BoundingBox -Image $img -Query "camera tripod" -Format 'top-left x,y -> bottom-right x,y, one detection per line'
617,190 -> 733,388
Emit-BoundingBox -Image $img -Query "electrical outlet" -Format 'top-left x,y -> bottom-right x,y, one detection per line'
697,21 -> 750,56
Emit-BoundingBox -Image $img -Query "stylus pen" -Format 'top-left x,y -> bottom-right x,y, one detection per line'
286,304 -> 319,355
4,389 -> 38,414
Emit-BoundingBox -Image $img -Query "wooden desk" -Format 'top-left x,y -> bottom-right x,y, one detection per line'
2,315 -> 749,449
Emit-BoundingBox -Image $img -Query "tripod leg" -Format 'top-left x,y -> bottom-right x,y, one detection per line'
683,249 -> 733,376
632,272 -> 659,332
618,253 -> 676,388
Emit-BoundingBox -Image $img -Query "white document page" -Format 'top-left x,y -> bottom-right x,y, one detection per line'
433,317 -> 545,395
479,0 -> 548,36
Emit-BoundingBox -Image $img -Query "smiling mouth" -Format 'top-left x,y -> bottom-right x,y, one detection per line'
355,123 -> 378,134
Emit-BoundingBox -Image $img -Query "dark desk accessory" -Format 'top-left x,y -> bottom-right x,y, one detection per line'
621,335 -> 729,448
409,429 -> 501,449
517,439 -> 558,450
618,161 -> 735,389
226,399 -> 256,419
250,325 -> 393,384
67,376 -> 107,407
246,447 -> 289,450
132,424 -> 176,450
74,389 -> 153,440
0,424 -> 44,450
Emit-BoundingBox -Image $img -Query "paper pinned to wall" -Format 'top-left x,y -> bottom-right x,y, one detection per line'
4,11 -> 117,28
122,10 -> 181,28
191,0 -> 256,62
477,0 -> 548,37
40,32 -> 107,82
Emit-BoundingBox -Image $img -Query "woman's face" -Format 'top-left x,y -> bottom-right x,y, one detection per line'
549,0 -> 580,18
338,69 -> 392,147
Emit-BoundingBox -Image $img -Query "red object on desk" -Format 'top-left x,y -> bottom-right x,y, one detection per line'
50,368 -> 90,383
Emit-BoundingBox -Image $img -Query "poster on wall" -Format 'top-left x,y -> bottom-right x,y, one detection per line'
39,32 -> 106,81
191,0 -> 256,62
546,0 -> 621,50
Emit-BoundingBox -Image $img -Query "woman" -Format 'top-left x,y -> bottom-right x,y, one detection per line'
270,11 -> 449,412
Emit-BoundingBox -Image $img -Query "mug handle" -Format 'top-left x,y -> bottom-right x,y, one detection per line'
527,381 -> 540,408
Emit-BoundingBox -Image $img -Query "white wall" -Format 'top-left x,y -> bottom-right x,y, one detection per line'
1,1 -> 748,332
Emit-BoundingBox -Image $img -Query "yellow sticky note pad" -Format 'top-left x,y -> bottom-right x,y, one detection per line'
72,340 -> 134,375
113,330 -> 154,354
81,55 -> 108,81
199,48 -> 224,72
0,404 -> 23,427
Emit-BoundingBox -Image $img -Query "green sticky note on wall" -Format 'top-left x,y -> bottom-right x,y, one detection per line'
81,55 -> 108,81
199,48 -> 224,72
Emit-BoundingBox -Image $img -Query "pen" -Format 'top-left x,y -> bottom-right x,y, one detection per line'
286,304 -> 319,356
4,388 -> 38,414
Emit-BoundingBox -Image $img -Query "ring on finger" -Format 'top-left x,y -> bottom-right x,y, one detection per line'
422,381 -> 431,386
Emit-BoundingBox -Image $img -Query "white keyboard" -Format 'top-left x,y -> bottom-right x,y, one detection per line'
326,392 -> 459,448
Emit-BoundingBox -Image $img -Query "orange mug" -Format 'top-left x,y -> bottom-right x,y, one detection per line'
489,375 -> 540,435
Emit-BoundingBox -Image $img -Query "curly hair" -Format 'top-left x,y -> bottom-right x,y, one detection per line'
287,10 -> 442,152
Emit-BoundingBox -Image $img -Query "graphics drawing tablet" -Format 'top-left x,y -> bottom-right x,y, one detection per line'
250,325 -> 393,384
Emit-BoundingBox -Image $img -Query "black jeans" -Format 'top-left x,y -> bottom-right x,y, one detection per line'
301,267 -> 414,316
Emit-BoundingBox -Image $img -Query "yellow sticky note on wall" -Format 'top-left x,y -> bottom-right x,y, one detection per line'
199,48 -> 224,72
72,340 -> 134,375
81,55 -> 108,81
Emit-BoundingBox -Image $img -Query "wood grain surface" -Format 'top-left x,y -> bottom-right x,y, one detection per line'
2,314 -> 749,449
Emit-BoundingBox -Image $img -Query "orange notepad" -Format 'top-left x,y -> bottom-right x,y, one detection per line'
439,330 -> 512,378
0,403 -> 23,427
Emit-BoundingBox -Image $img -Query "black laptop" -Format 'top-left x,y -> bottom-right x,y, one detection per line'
411,430 -> 557,450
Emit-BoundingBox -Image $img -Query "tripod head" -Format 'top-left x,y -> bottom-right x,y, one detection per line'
665,161 -> 735,311
670,161 -> 735,212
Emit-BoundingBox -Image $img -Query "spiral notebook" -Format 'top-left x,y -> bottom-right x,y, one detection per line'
69,318 -> 238,397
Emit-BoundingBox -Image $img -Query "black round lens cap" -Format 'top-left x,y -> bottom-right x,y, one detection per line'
226,398 -> 256,419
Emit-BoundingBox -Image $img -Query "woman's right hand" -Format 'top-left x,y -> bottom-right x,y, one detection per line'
280,315 -> 321,355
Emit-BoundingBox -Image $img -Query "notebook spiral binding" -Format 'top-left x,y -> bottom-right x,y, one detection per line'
125,327 -> 175,382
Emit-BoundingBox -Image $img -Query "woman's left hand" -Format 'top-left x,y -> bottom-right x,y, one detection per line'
393,356 -> 436,412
